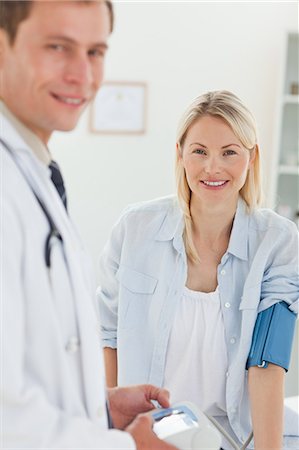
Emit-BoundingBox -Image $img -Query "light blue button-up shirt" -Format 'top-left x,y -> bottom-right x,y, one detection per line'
97,195 -> 298,445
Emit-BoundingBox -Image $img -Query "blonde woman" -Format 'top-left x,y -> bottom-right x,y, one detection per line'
98,91 -> 298,450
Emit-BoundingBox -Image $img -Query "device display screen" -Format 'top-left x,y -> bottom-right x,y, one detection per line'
152,406 -> 199,439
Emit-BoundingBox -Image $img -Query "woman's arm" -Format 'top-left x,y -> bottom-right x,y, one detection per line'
98,214 -> 128,387
104,347 -> 118,387
248,364 -> 285,450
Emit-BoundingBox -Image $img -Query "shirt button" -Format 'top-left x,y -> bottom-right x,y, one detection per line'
226,371 -> 229,377
225,302 -> 231,308
230,337 -> 236,344
220,269 -> 226,275
65,336 -> 80,353
231,408 -> 237,414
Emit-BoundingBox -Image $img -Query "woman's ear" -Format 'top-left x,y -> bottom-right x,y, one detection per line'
249,144 -> 257,167
176,142 -> 182,160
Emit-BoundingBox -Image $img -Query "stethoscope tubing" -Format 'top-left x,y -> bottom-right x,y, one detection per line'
0,137 -> 63,268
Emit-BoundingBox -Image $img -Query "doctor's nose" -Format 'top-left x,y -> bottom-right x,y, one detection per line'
63,54 -> 94,86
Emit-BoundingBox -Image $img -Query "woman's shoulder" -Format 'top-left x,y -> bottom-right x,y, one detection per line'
114,195 -> 182,238
249,207 -> 298,233
122,194 -> 180,217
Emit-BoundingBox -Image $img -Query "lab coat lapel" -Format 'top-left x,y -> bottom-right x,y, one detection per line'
3,118 -> 106,420
63,246 -> 107,421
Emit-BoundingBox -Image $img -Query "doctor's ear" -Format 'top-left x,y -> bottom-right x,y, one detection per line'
0,30 -> 8,67
0,29 -> 12,68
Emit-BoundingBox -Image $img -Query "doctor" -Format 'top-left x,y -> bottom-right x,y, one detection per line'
0,1 -> 177,449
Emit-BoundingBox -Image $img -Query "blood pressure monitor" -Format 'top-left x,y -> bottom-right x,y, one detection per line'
152,401 -> 221,450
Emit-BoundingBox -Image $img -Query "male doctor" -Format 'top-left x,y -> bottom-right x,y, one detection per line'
0,1 -> 177,449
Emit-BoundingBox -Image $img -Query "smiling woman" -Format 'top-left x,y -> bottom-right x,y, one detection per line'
97,90 -> 299,450
175,91 -> 261,264
179,116 -> 254,231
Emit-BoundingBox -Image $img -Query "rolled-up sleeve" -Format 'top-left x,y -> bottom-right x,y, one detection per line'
97,213 -> 127,349
259,220 -> 299,314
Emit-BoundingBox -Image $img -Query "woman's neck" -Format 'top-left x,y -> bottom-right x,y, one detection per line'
190,196 -> 237,246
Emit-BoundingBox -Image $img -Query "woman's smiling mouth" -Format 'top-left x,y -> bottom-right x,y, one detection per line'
201,180 -> 228,188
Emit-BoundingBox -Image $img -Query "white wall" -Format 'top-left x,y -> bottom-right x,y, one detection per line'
50,1 -> 298,394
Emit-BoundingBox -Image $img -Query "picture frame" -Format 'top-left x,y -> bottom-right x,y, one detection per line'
90,81 -> 147,134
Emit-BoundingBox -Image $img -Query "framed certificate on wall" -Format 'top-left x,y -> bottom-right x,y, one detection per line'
90,81 -> 147,134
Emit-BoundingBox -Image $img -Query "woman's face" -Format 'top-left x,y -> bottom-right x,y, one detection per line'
179,115 -> 255,210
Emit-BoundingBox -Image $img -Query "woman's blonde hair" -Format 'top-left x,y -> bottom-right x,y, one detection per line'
175,90 -> 262,263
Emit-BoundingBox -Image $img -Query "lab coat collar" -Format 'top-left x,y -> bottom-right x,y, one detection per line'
0,100 -> 51,165
0,111 -> 51,181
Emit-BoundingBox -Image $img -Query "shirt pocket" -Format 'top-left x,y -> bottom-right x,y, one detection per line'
116,265 -> 158,329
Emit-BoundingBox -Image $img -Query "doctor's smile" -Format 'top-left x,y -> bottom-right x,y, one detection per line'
0,0 -> 110,144
50,93 -> 87,107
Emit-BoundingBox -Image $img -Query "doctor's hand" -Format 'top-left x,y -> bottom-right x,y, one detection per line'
107,384 -> 170,430
126,412 -> 179,450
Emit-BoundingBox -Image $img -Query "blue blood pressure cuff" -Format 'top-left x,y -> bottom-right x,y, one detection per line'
246,302 -> 297,371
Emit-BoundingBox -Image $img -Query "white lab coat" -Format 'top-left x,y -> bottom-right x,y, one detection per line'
1,113 -> 135,449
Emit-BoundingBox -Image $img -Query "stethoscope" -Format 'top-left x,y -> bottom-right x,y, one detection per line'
0,137 -> 63,268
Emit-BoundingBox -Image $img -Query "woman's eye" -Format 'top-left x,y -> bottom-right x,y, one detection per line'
194,149 -> 206,155
224,149 -> 237,156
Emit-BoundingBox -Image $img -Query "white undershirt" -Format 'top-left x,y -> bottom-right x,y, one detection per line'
164,286 -> 228,416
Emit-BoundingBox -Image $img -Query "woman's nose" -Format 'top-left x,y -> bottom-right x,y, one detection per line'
204,156 -> 221,174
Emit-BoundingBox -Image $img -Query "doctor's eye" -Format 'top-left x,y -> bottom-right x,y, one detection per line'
47,44 -> 67,53
88,48 -> 105,58
88,45 -> 108,59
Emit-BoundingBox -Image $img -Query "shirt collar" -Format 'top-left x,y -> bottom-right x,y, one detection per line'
226,197 -> 250,261
0,100 -> 51,166
155,196 -> 250,260
155,198 -> 184,240
155,198 -> 185,253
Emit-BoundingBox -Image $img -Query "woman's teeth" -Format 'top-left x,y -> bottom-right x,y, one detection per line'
202,180 -> 226,186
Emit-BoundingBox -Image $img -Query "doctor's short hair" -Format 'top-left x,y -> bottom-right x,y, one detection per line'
175,90 -> 262,263
0,0 -> 114,44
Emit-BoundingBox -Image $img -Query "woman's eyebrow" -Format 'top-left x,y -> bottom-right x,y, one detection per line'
189,142 -> 241,149
189,142 -> 207,148
222,143 -> 241,149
